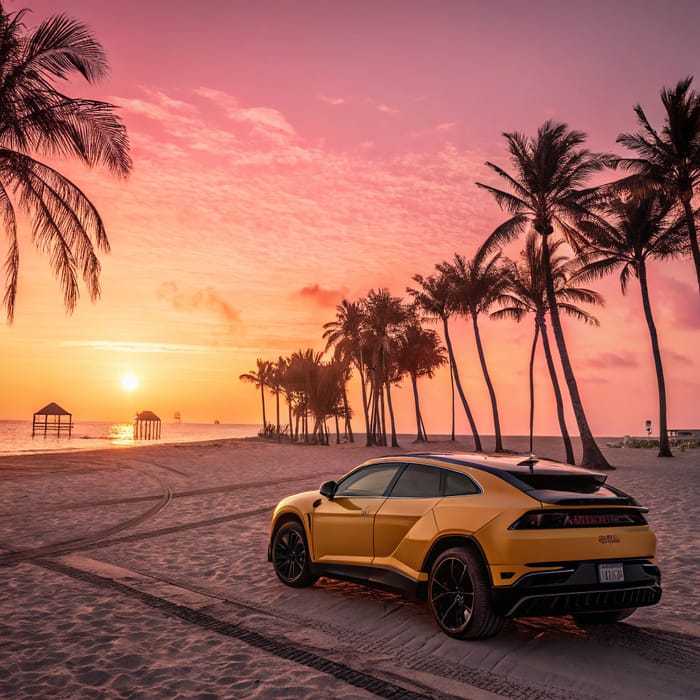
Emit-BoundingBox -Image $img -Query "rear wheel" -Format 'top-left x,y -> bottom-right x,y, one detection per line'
572,608 -> 636,625
272,521 -> 318,587
428,546 -> 504,639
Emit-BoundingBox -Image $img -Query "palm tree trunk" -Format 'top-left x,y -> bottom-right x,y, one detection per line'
540,317 -> 575,465
356,354 -> 372,446
385,379 -> 399,447
449,355 -> 456,441
638,263 -> 673,457
275,388 -> 281,441
259,383 -> 267,433
442,316 -> 482,451
681,198 -> 700,295
342,384 -> 354,442
471,313 -> 503,452
411,372 -> 426,441
542,238 -> 612,469
528,322 -> 539,456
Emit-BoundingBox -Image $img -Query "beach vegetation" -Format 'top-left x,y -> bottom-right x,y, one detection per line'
437,250 -> 509,452
476,121 -> 613,470
408,269 -> 479,447
393,315 -> 447,442
239,358 -> 274,435
575,188 -> 689,458
0,3 -> 131,322
492,233 -> 602,464
615,77 -> 700,296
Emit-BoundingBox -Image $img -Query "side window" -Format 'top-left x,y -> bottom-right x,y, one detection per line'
335,464 -> 400,497
389,463 -> 441,498
443,469 -> 480,496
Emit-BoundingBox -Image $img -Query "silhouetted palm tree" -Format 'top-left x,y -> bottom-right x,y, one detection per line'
394,318 -> 447,442
616,77 -> 700,294
577,190 -> 688,458
323,300 -> 367,445
0,5 -> 131,321
440,251 -> 509,452
239,359 -> 274,433
408,271 -> 482,449
362,288 -> 408,447
477,121 -> 613,469
494,233 -> 602,464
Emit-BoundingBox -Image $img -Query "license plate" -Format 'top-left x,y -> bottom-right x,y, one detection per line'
598,562 -> 624,582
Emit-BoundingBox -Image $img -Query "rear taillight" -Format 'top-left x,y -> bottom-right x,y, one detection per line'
509,509 -> 647,530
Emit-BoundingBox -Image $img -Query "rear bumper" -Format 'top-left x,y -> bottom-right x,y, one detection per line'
491,559 -> 661,617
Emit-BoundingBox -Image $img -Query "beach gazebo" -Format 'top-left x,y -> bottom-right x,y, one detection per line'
133,410 -> 162,440
32,402 -> 73,437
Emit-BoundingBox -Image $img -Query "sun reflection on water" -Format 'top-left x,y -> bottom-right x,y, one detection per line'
108,423 -> 134,443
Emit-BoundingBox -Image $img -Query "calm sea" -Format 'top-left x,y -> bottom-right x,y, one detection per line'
0,420 -> 259,457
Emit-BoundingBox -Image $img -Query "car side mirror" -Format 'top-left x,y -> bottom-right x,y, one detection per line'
319,480 -> 337,500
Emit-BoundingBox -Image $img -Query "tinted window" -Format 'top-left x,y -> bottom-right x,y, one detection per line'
443,470 -> 480,496
335,464 -> 399,497
389,464 -> 441,498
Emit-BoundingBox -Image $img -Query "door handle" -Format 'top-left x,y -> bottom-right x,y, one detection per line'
361,509 -> 369,515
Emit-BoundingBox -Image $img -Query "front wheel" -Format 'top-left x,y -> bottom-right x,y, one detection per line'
572,608 -> 636,625
428,546 -> 504,639
272,521 -> 318,587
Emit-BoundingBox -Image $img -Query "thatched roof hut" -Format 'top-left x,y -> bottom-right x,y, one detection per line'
32,402 -> 73,437
134,410 -> 161,440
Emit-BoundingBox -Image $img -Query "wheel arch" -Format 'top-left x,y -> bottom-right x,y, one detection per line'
269,509 -> 313,560
421,534 -> 492,583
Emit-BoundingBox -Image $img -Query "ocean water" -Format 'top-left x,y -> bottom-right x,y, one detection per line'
0,420 -> 259,457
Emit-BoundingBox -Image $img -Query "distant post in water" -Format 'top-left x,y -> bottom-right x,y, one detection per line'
133,410 -> 162,440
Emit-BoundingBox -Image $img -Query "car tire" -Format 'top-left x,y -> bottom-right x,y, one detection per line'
272,521 -> 318,588
428,546 -> 504,639
572,608 -> 637,625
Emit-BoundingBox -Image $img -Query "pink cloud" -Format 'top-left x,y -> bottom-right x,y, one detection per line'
295,284 -> 349,308
157,282 -> 240,329
584,351 -> 640,369
655,275 -> 700,330
318,94 -> 346,105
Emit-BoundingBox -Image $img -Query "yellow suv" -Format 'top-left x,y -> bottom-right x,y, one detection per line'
268,453 -> 661,639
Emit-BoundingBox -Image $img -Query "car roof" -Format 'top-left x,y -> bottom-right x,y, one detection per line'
367,452 -> 609,485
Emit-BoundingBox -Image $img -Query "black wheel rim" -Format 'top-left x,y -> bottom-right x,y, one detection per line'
274,528 -> 307,582
430,556 -> 475,633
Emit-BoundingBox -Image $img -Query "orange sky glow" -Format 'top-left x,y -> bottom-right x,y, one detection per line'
1,0 -> 699,438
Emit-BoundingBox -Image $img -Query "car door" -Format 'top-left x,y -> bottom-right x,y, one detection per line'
312,463 -> 401,565
372,463 -> 443,566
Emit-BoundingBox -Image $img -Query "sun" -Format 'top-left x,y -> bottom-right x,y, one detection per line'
121,374 -> 139,391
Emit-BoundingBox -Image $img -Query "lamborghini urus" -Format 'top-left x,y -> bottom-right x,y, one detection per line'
268,453 -> 661,639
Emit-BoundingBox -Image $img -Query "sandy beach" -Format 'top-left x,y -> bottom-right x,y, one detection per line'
1,435 -> 699,699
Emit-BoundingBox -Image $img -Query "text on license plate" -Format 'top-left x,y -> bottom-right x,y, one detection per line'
598,562 -> 624,582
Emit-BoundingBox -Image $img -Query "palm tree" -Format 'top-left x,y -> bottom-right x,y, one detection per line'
576,190 -> 689,457
395,318 -> 447,442
440,251 -> 509,452
239,359 -> 274,433
408,271 -> 482,449
616,77 -> 700,294
362,288 -> 408,447
476,121 -> 613,469
0,5 -> 131,322
323,300 -> 368,445
493,233 -> 602,464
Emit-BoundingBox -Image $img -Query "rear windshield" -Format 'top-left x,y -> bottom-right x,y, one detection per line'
509,472 -> 605,494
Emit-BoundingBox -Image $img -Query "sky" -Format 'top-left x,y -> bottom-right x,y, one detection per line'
1,0 -> 699,438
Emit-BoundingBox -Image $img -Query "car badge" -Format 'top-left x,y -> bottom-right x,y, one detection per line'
598,534 -> 621,544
